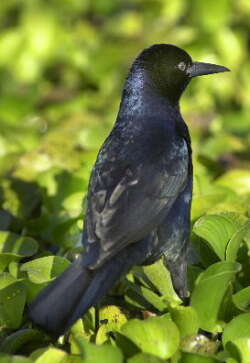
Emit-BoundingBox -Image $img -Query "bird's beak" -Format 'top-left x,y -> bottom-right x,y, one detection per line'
188,61 -> 230,78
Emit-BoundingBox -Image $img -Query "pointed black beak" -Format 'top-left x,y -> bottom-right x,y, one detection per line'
188,61 -> 230,78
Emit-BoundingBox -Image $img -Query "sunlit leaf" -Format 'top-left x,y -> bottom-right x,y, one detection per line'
226,338 -> 250,363
178,352 -> 219,362
0,276 -> 26,329
21,256 -> 70,283
170,306 -> 199,338
70,325 -> 123,362
222,313 -> 250,346
120,315 -> 180,359
128,353 -> 165,363
141,259 -> 182,306
0,354 -> 33,363
193,213 -> 247,260
232,287 -> 250,312
191,261 -> 240,332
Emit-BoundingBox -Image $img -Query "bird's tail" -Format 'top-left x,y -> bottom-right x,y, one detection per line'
28,249 -> 136,337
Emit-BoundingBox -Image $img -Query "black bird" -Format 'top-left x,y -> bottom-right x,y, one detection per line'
29,44 -> 229,336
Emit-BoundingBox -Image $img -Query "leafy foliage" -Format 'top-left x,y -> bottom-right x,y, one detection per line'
0,0 -> 249,361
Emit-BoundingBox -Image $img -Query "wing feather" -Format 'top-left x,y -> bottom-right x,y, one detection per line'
85,138 -> 189,264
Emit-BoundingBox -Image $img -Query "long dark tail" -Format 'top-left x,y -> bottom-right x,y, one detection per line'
28,241 -> 147,337
29,255 -> 92,336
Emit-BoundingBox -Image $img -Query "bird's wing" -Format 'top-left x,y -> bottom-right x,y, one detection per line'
85,138 -> 189,266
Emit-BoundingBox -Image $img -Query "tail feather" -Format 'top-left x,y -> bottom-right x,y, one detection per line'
29,251 -> 133,337
65,252 -> 132,331
29,237 -> 151,337
29,255 -> 92,336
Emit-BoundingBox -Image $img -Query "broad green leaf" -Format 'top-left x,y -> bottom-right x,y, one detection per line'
226,222 -> 250,261
70,326 -> 123,363
223,313 -> 250,346
232,286 -> 250,311
29,348 -> 47,361
170,306 -> 199,337
0,329 -> 47,354
141,259 -> 181,306
0,279 -> 26,329
0,231 -> 38,257
0,255 -> 17,273
120,315 -> 180,359
0,354 -> 33,363
35,348 -> 67,363
0,272 -> 16,288
128,353 -> 165,362
70,319 -> 92,346
22,279 -> 48,302
226,338 -> 250,363
114,332 -> 140,358
191,261 -> 240,332
193,213 -> 246,260
192,193 -> 227,221
178,352 -> 219,362
21,256 -> 70,283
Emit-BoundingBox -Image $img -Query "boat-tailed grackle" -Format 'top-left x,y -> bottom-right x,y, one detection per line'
29,44 -> 230,336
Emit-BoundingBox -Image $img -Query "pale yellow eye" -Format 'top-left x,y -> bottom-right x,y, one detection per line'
177,61 -> 186,71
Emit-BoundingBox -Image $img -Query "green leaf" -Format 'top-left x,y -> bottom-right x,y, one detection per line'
226,222 -> 250,261
124,279 -> 167,312
0,277 -> 26,329
193,213 -> 246,260
0,329 -> 47,354
21,256 -> 70,283
191,189 -> 230,221
141,259 -> 182,306
0,354 -> 33,363
70,326 -> 123,363
120,315 -> 180,359
232,286 -> 250,312
0,272 -> 16,288
35,348 -> 67,363
0,255 -> 17,273
191,261 -> 240,332
178,352 -> 219,362
169,306 -> 199,337
128,353 -> 166,362
0,231 -> 39,271
22,279 -> 48,302
222,313 -> 250,346
0,231 -> 38,257
226,338 -> 250,363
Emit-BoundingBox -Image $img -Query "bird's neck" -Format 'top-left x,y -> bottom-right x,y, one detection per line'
117,67 -> 181,123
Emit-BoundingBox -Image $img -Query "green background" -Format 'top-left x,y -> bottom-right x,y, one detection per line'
0,1 -> 250,362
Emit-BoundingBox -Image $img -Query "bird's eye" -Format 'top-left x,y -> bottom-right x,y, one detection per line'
177,61 -> 186,71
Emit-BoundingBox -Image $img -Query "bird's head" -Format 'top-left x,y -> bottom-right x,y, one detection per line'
134,44 -> 230,104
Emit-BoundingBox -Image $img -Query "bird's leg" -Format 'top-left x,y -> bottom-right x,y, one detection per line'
163,248 -> 190,303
